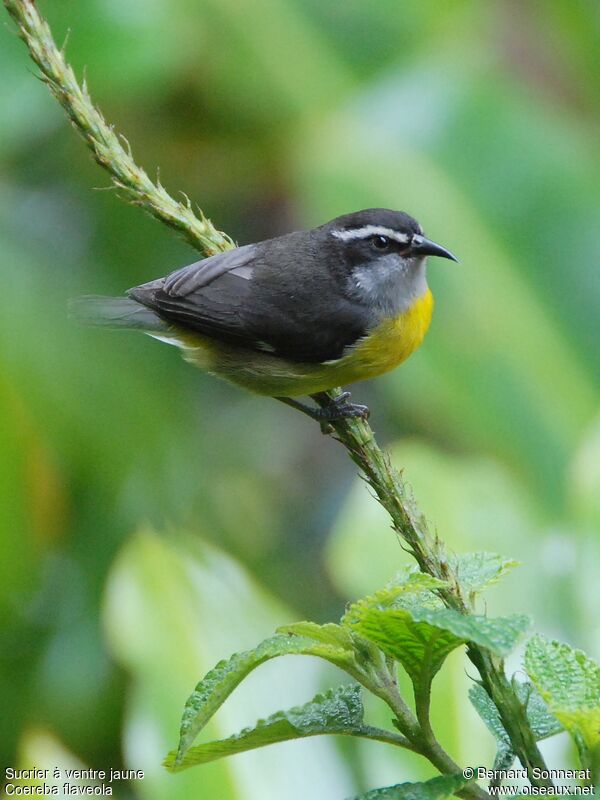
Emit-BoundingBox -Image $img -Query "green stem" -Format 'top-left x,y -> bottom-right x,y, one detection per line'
367,661 -> 489,799
414,681 -> 434,742
314,390 -> 553,789
3,0 -> 233,258
376,680 -> 421,742
352,726 -> 419,753
379,681 -> 488,800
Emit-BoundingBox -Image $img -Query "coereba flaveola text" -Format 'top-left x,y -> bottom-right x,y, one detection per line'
73,208 -> 457,423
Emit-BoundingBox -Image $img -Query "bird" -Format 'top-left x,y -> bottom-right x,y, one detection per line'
72,208 -> 456,424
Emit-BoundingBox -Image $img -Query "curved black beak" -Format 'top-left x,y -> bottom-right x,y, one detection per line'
411,234 -> 458,262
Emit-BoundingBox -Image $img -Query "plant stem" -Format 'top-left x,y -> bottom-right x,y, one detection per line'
374,673 -> 421,742
414,682 -> 434,743
379,681 -> 488,800
353,726 -> 420,753
314,391 -> 553,789
3,0 -> 233,258
367,660 -> 488,799
4,0 -> 552,790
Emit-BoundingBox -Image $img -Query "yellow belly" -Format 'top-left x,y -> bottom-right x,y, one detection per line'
172,289 -> 434,396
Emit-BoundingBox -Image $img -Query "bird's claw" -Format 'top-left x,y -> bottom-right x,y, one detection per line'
317,392 -> 370,433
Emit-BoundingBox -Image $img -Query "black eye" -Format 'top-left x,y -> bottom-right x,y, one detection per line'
372,235 -> 390,250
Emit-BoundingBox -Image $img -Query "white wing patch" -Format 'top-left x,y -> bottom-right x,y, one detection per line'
147,332 -> 186,348
331,225 -> 410,244
255,340 -> 277,353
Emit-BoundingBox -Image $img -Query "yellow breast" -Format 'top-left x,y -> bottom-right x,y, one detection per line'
169,289 -> 434,397
331,287 -> 434,384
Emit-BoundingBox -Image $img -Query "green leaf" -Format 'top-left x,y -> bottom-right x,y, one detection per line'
351,605 -> 529,694
523,684 -> 565,740
469,681 -> 562,771
449,552 -> 520,596
387,570 -> 450,595
166,684 -> 365,771
174,631 -> 360,764
352,608 -> 461,690
277,619 -> 389,677
525,635 -> 600,752
277,621 -> 355,650
468,683 -> 513,771
342,570 -> 448,625
351,772 -> 472,800
408,608 -> 530,657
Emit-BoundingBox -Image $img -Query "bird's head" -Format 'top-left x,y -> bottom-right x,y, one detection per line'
320,208 -> 457,314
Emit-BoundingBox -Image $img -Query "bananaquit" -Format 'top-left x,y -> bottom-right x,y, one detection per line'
73,208 -> 456,422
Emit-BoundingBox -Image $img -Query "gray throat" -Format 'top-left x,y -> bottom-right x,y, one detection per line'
351,255 -> 428,320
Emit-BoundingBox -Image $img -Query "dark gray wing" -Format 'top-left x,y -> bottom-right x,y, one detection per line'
128,245 -> 258,346
128,239 -> 371,363
161,245 -> 256,295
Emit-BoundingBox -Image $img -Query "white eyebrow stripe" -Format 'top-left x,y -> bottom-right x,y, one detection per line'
331,225 -> 410,244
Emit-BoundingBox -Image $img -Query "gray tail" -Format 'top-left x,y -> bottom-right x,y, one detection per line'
69,295 -> 168,332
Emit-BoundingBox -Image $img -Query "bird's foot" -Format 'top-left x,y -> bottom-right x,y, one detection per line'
275,391 -> 370,434
311,391 -> 370,434
314,391 -> 370,421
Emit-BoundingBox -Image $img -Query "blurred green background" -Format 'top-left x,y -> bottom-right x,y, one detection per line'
1,0 -> 599,797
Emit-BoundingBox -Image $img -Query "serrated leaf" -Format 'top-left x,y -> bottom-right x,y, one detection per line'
450,552 -> 520,595
351,772 -> 472,800
469,681 -> 563,772
276,620 -> 383,675
174,632 -> 360,764
387,570 -> 450,594
525,635 -> 600,751
351,605 -> 529,694
166,684 -> 365,771
352,609 -> 461,690
342,570 -> 448,625
468,683 -> 513,771
408,608 -> 530,657
277,621 -> 355,650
